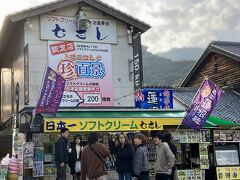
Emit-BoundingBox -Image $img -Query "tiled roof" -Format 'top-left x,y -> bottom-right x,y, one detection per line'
173,88 -> 240,124
211,41 -> 240,60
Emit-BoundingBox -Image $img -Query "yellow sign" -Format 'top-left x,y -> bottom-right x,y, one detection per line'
217,167 -> 240,180
44,118 -> 181,132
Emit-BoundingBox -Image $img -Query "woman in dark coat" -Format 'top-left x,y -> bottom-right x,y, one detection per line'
68,134 -> 82,180
113,133 -> 134,180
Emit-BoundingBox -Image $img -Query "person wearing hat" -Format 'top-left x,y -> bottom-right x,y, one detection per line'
153,133 -> 175,180
55,128 -> 70,180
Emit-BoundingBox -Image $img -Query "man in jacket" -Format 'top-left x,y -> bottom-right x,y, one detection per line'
81,133 -> 110,180
55,128 -> 70,180
164,132 -> 177,180
154,133 -> 175,180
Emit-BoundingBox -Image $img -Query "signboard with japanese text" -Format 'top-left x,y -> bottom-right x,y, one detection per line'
43,118 -> 182,132
135,89 -> 173,109
182,79 -> 222,131
132,33 -> 143,91
41,15 -> 117,44
217,167 -> 240,180
48,41 -> 113,107
36,67 -> 66,115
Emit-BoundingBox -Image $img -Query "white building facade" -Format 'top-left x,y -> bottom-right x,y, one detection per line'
0,0 -> 150,126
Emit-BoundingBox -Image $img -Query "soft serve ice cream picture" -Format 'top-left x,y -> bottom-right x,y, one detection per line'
7,156 -> 20,180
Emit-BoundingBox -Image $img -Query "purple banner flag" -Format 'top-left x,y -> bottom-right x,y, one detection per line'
36,67 -> 66,115
182,79 -> 223,131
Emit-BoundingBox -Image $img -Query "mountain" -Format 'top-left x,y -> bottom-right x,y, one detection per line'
157,47 -> 204,61
142,50 -> 196,86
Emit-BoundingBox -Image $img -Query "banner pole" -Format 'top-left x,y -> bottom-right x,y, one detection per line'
33,64 -> 48,118
174,76 -> 208,136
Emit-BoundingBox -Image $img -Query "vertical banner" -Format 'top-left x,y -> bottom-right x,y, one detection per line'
36,67 -> 66,115
132,33 -> 143,91
135,89 -> 173,109
182,79 -> 223,131
48,41 -> 113,107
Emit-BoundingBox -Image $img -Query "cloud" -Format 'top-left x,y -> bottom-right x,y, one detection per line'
102,0 -> 239,54
1,0 -> 240,54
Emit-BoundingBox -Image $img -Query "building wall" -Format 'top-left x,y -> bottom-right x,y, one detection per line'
185,53 -> 240,88
1,24 -> 25,122
25,3 -> 134,108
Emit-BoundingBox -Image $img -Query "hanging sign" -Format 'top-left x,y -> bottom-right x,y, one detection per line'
41,15 -> 117,44
42,118 -> 183,132
182,79 -> 223,131
48,41 -> 113,107
135,89 -> 173,109
132,33 -> 143,91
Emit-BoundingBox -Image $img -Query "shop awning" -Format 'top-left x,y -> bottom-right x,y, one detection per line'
52,110 -> 185,119
43,110 -> 185,132
205,116 -> 240,128
42,110 -> 240,132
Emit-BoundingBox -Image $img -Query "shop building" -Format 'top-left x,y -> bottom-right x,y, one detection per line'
179,41 -> 240,180
0,0 -> 184,179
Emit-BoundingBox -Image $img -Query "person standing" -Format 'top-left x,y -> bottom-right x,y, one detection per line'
69,134 -> 83,180
153,133 -> 175,180
81,133 -> 110,180
133,133 -> 149,180
114,133 -> 134,180
55,128 -> 70,180
164,132 -> 177,180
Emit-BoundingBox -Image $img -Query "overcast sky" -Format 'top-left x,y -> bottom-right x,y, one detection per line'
1,0 -> 240,54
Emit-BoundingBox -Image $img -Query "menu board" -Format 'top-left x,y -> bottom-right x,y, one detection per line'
177,129 -> 210,143
199,143 -> 209,169
217,167 -> 240,180
177,169 -> 203,180
214,130 -> 240,142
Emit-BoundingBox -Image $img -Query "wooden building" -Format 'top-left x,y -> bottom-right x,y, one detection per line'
181,41 -> 240,92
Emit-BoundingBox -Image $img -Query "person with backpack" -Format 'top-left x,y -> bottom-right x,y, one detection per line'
81,133 -> 110,180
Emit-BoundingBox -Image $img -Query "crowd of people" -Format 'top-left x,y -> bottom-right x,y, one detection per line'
55,128 -> 176,180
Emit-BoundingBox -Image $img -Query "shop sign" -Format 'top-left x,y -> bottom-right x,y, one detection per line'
42,118 -> 183,132
135,89 -> 173,109
217,167 -> 240,180
132,33 -> 143,91
177,129 -> 211,143
41,15 -> 117,44
36,67 -> 66,115
48,41 -> 113,107
182,79 -> 223,131
177,169 -> 204,180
